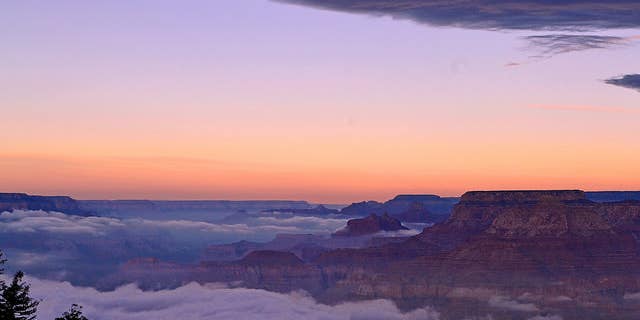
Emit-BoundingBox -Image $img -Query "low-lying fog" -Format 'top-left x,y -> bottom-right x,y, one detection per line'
0,205 -> 423,285
27,277 -> 440,320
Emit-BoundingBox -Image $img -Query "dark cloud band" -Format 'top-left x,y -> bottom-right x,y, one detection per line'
524,34 -> 629,58
605,74 -> 640,92
275,0 -> 640,31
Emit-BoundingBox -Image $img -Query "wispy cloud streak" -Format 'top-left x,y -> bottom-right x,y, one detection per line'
524,34 -> 632,58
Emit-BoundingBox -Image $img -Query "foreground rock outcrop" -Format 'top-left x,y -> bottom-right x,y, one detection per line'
121,190 -> 640,319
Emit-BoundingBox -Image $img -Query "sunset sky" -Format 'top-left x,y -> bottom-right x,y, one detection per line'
1,0 -> 639,203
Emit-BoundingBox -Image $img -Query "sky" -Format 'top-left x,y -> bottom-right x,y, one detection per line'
1,0 -> 639,203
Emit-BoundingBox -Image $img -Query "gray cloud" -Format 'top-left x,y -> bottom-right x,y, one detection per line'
276,1 -> 640,66
274,0 -> 640,91
27,278 -> 440,320
524,34 -> 630,58
604,74 -> 640,92
274,0 -> 640,31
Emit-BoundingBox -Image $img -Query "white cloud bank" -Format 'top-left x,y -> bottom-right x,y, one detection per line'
28,277 -> 440,320
0,210 -> 314,237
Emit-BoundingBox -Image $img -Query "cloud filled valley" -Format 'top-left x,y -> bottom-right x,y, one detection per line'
4,192 -> 640,319
0,208 -> 354,286
2,0 -> 640,318
4,276 -> 442,320
0,206 -> 533,320
0,203 -> 439,319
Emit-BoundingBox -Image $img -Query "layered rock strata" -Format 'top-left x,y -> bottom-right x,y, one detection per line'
119,190 -> 640,319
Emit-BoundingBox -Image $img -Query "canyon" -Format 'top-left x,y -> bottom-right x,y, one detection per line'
4,191 -> 640,318
201,214 -> 411,262
3,191 -> 639,223
118,190 -> 640,319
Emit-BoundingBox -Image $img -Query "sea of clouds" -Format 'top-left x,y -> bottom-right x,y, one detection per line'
0,209 -> 349,240
0,208 -> 422,287
27,277 -> 440,320
0,208 -> 567,320
0,209 -> 353,285
16,276 -> 564,320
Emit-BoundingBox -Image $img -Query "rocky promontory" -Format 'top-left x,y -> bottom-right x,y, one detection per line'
0,193 -> 89,216
332,213 -> 408,237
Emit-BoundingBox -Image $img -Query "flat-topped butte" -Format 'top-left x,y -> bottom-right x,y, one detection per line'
460,190 -> 586,203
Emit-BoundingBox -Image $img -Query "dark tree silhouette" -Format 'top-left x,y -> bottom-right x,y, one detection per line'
0,249 -> 7,319
0,271 -> 39,320
55,304 -> 88,320
1,249 -> 84,320
0,250 -> 6,278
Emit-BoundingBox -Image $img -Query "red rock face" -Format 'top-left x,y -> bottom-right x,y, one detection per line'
595,201 -> 640,230
412,191 -> 640,275
317,191 -> 640,318
348,192 -> 639,317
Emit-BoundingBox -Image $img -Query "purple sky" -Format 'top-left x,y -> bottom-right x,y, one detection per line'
1,0 -> 639,202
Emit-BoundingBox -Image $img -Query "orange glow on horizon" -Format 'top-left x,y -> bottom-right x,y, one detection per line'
2,140 -> 639,203
3,101 -> 639,203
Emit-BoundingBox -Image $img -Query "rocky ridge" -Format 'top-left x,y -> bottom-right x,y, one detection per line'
0,193 -> 89,216
124,190 -> 640,319
339,194 -> 458,223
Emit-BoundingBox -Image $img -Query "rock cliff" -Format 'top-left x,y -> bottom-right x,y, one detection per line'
339,194 -> 458,223
0,193 -> 89,216
261,205 -> 339,215
332,214 -> 408,237
171,190 -> 640,319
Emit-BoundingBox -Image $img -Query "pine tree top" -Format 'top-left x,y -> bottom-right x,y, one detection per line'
55,304 -> 89,320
